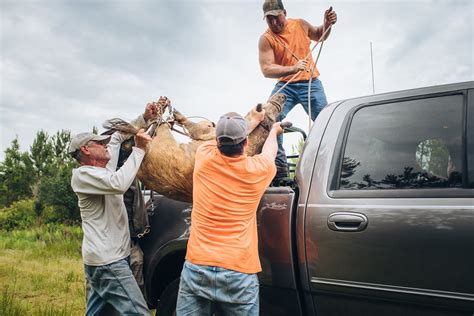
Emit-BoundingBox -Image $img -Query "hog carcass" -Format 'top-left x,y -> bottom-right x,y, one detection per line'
137,93 -> 285,202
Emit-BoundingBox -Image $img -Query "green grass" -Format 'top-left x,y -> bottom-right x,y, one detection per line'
0,224 -> 85,315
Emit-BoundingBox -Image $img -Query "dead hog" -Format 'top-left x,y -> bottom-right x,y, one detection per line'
137,112 -> 215,202
138,93 -> 285,202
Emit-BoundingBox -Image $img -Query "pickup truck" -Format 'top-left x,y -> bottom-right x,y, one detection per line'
140,81 -> 474,315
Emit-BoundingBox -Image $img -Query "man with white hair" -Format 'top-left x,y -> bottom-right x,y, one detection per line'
69,102 -> 159,315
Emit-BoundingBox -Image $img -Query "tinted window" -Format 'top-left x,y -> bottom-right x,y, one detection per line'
338,95 -> 464,190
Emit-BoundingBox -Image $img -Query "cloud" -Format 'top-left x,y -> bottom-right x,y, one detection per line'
1,0 -> 473,159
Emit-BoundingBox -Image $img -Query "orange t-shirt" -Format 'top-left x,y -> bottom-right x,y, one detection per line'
185,140 -> 276,274
263,18 -> 320,82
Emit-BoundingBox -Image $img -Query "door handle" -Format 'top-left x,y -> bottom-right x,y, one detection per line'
327,212 -> 368,232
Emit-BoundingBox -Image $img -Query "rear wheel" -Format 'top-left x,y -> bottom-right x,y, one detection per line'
156,278 -> 180,316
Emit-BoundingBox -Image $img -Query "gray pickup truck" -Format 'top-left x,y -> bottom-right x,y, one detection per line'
140,81 -> 474,315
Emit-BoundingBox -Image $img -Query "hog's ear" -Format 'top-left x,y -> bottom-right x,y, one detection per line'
187,121 -> 216,141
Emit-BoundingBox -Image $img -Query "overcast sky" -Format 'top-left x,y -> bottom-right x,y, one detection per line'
1,0 -> 473,160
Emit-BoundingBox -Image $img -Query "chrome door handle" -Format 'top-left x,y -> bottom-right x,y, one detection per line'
327,212 -> 368,232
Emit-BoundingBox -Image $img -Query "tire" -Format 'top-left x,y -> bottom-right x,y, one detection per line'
156,278 -> 180,316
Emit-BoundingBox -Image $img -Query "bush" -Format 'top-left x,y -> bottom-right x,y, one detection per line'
0,199 -> 36,230
38,164 -> 80,224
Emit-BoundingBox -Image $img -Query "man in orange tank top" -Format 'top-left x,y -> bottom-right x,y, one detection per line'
176,107 -> 283,315
258,0 -> 337,179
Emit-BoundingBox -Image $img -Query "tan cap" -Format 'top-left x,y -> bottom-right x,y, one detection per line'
263,0 -> 284,19
68,132 -> 111,154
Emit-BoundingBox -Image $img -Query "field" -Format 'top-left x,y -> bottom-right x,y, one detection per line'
0,224 -> 85,315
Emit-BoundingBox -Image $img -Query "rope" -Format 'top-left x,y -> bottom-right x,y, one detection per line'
171,125 -> 191,137
186,116 -> 213,123
269,24 -> 333,132
145,104 -> 173,137
307,38 -> 325,131
266,30 -> 300,63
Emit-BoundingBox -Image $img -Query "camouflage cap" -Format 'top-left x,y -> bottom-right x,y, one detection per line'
263,0 -> 285,19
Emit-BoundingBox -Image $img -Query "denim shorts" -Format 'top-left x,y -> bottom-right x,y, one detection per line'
176,260 -> 259,315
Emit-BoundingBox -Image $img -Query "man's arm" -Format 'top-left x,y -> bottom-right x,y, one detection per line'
261,122 -> 284,159
108,102 -> 158,171
258,35 -> 308,78
304,7 -> 337,42
74,129 -> 151,195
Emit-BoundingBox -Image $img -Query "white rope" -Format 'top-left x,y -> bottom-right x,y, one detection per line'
270,24 -> 333,133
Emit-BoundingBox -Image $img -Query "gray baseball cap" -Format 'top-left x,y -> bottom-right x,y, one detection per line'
216,112 -> 248,145
263,0 -> 285,18
68,132 -> 111,154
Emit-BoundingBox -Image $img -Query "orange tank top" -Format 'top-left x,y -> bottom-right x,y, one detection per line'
263,18 -> 320,82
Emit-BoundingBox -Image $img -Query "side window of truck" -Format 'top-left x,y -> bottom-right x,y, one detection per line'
336,94 -> 466,190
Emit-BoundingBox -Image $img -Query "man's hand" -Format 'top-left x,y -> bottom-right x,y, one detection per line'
272,122 -> 284,136
144,96 -> 171,121
293,59 -> 308,73
158,96 -> 171,110
144,102 -> 159,121
135,129 -> 152,150
324,6 -> 337,29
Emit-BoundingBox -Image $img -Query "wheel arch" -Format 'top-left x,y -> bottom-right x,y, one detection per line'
144,239 -> 187,308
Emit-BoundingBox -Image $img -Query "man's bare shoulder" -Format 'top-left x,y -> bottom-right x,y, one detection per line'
258,33 -> 272,50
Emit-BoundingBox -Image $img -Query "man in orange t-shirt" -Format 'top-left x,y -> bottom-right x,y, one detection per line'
258,0 -> 337,179
176,107 -> 283,315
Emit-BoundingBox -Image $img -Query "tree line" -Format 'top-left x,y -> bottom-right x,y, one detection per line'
0,130 -> 83,229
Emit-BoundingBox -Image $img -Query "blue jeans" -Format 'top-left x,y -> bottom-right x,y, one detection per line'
176,260 -> 259,315
271,78 -> 328,172
84,257 -> 150,316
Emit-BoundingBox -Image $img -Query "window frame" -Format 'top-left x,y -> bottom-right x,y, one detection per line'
328,89 -> 473,199
467,89 -> 474,188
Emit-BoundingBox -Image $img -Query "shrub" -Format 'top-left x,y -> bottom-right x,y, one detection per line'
0,199 -> 36,230
38,164 -> 80,224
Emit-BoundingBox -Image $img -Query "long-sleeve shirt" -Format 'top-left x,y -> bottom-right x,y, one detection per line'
71,115 -> 147,266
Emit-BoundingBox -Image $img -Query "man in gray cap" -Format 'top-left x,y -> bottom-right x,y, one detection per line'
258,0 -> 337,179
69,102 -> 159,316
176,106 -> 283,315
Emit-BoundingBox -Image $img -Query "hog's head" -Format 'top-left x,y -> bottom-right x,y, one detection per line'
173,110 -> 216,141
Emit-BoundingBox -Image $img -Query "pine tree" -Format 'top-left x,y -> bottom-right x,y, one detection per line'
0,138 -> 34,206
